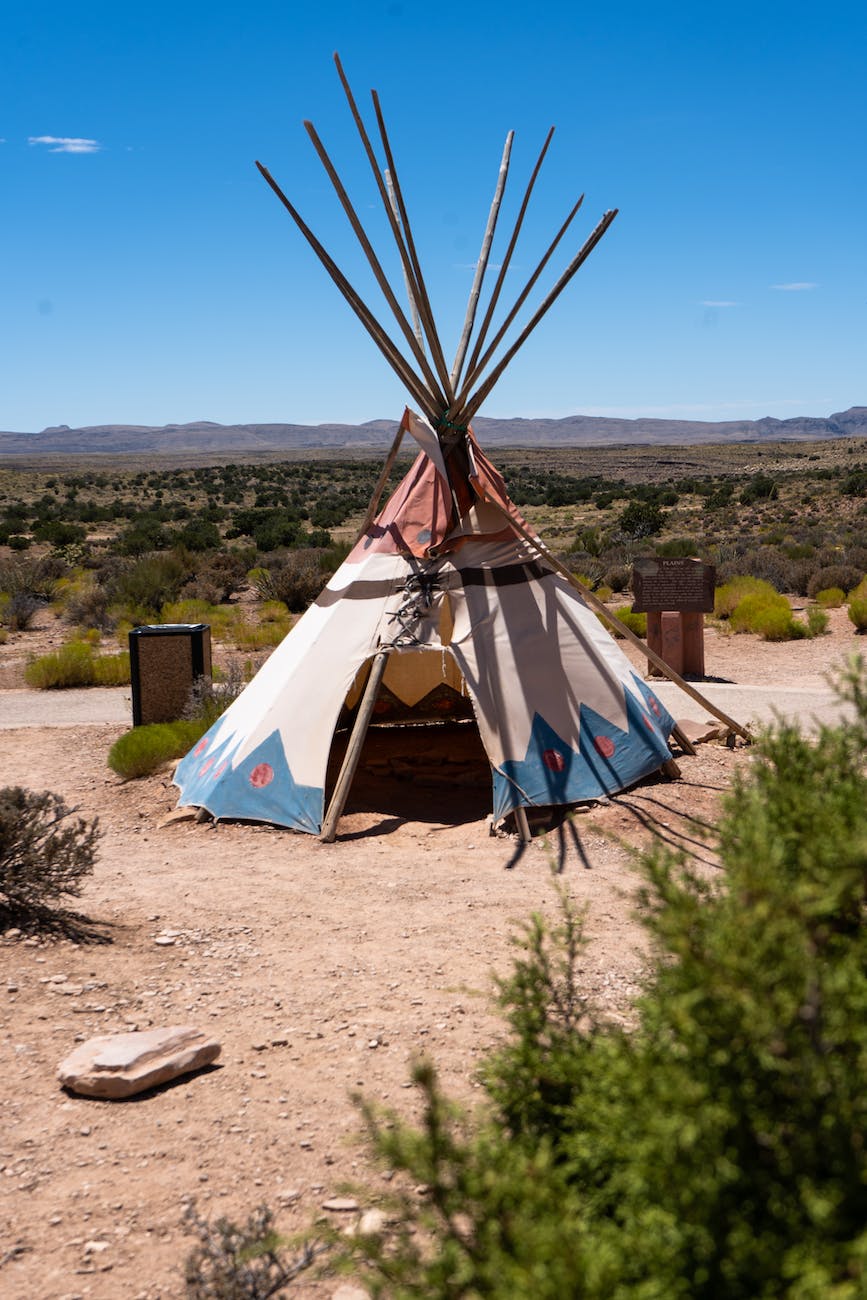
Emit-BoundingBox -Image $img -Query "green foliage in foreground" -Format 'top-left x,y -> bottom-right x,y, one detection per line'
24,641 -> 131,688
108,720 -> 207,780
354,660 -> 867,1299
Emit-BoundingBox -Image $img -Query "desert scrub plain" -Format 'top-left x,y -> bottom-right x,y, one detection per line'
3,437 -> 867,672
2,437 -> 867,1298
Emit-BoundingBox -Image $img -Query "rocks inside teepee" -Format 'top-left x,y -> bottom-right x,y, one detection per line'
58,1026 -> 220,1099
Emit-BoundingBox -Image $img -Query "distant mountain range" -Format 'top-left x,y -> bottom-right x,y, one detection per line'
1,407 -> 865,456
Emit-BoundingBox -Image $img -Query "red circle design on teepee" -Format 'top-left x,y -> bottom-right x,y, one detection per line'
214,762 -> 227,779
593,735 -> 616,758
647,695 -> 661,717
642,714 -> 654,730
194,738 -> 209,757
543,749 -> 566,772
199,758 -> 214,777
249,763 -> 274,789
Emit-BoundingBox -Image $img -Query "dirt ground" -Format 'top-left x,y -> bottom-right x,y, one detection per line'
0,604 -> 862,1299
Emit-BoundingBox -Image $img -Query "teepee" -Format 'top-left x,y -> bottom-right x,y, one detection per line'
174,56 -> 743,840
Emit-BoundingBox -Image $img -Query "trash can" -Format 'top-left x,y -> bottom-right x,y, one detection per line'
128,623 -> 212,726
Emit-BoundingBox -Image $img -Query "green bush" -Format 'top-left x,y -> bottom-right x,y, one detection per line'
729,590 -> 802,640
848,598 -> 867,633
598,605 -> 647,639
0,787 -> 100,916
655,536 -> 699,557
806,605 -> 829,637
108,720 -> 207,780
714,575 -> 769,618
816,586 -> 846,608
618,499 -> 665,539
24,642 -> 131,689
352,658 -> 867,1298
110,552 -> 190,619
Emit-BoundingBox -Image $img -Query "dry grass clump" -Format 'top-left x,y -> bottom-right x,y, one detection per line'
24,641 -> 131,689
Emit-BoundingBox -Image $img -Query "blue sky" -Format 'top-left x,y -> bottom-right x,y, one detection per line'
3,0 -> 865,432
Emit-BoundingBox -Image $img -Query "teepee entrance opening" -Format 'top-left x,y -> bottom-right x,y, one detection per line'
324,649 -> 492,828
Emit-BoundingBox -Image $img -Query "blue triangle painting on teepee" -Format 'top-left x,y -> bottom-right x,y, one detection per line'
175,727 -> 323,834
492,689 -> 674,823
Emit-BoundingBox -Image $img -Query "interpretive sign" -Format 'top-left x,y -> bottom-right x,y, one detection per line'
632,558 -> 716,614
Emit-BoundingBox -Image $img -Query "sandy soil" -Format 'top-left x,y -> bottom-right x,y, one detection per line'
0,605 -> 862,1299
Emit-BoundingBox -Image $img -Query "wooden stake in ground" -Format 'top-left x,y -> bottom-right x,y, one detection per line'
321,649 -> 390,842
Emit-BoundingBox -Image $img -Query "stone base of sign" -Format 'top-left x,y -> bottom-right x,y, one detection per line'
647,611 -> 705,678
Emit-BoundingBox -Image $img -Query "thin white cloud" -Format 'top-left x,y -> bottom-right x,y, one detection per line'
701,300 -> 738,308
771,281 -> 817,291
28,135 -> 102,154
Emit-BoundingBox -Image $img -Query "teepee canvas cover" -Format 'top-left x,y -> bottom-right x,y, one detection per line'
171,56 -> 743,836
174,410 -> 676,834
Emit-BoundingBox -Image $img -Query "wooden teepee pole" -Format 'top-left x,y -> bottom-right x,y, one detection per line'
303,119 -> 447,410
461,208 -> 618,425
332,54 -> 427,355
321,649 -> 390,841
354,414 -> 408,543
370,89 -> 455,406
386,170 -> 425,352
448,195 -> 584,419
450,131 -> 514,392
255,162 -> 438,424
488,501 -> 752,742
463,126 -> 555,383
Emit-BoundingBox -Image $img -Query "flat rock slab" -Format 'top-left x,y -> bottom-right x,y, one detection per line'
676,717 -> 724,745
58,1026 -> 221,1099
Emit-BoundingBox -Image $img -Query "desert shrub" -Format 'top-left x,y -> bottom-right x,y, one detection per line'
61,575 -> 114,632
7,535 -> 30,550
116,512 -> 174,555
0,555 -> 65,602
183,1201 -> 321,1298
183,662 -> 248,731
108,720 -> 207,780
250,549 -> 340,613
0,787 -> 100,916
110,552 -> 190,620
175,519 -> 222,552
655,536 -> 699,557
602,564 -> 630,594
1,590 -> 43,631
807,564 -> 864,599
158,599 -> 237,640
729,590 -> 810,641
230,620 -> 292,651
179,549 -> 252,604
24,642 -> 131,689
806,605 -> 829,637
816,586 -> 846,608
352,659 -> 867,1298
848,599 -> 867,633
598,605 -> 646,639
618,499 -> 665,539
714,574 -> 769,618
739,472 -> 778,504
